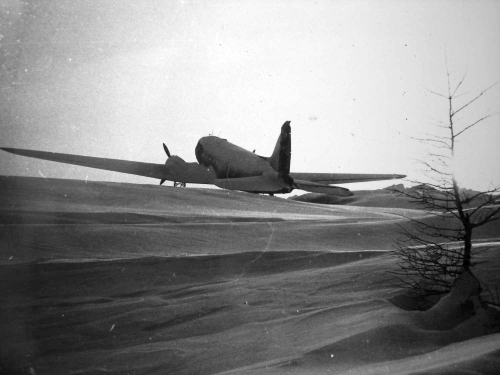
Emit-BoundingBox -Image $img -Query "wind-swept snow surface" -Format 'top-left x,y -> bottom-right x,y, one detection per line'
1,176 -> 499,374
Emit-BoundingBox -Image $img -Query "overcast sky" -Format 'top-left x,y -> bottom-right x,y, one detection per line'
1,0 -> 499,193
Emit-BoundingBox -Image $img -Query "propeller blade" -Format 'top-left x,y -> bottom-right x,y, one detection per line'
163,143 -> 171,158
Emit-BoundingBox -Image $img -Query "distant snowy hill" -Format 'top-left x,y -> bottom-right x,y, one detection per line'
289,184 -> 498,209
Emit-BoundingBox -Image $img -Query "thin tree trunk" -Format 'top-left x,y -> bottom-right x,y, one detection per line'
463,218 -> 472,270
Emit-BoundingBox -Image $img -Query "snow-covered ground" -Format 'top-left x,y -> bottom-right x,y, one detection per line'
1,176 -> 499,374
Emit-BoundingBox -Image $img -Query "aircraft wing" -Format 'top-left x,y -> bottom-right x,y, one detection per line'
1,148 -> 216,184
214,175 -> 283,192
292,179 -> 353,196
290,172 -> 406,185
213,175 -> 356,196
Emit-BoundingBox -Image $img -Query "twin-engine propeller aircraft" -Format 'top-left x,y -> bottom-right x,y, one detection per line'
1,121 -> 405,196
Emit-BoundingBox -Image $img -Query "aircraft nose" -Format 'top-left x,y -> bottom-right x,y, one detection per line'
195,141 -> 204,163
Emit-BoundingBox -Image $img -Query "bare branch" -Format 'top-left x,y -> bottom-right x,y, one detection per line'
423,86 -> 447,98
454,112 -> 498,138
453,91 -> 471,99
451,72 -> 468,97
471,206 -> 500,228
454,81 -> 500,116
412,137 -> 451,148
428,152 -> 451,160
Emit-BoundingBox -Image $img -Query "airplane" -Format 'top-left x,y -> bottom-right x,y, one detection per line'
1,121 -> 405,197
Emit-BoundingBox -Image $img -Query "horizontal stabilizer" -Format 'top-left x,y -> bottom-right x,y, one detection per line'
290,172 -> 406,185
1,147 -> 216,184
214,176 -> 282,193
293,179 -> 353,196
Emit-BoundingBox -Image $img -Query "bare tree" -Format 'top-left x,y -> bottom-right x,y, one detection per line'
389,68 -> 500,298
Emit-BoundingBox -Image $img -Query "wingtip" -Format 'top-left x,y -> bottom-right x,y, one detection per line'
1,147 -> 34,156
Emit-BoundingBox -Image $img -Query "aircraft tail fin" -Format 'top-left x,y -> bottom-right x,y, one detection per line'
269,121 -> 291,176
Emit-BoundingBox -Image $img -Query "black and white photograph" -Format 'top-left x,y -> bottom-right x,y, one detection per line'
1,1 -> 499,374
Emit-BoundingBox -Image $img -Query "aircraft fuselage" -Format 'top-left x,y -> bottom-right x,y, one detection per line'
195,136 -> 276,180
